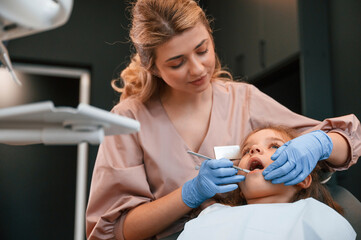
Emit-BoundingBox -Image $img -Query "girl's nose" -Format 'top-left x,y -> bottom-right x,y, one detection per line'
250,145 -> 263,155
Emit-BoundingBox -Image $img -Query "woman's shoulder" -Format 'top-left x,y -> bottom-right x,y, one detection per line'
213,80 -> 258,93
111,96 -> 161,121
212,80 -> 261,102
111,97 -> 146,118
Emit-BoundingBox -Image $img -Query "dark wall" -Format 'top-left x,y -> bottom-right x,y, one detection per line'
0,145 -> 78,240
328,0 -> 361,205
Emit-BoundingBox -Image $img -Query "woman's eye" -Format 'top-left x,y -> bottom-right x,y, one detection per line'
197,48 -> 208,55
170,61 -> 184,69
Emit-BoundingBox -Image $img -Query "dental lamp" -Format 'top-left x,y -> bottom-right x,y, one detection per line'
0,0 -> 73,85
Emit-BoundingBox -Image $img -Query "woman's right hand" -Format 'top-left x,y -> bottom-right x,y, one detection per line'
182,158 -> 245,208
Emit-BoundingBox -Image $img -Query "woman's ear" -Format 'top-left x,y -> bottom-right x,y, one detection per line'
297,174 -> 312,189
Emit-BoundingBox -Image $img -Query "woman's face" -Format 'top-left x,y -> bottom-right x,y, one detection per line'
238,129 -> 298,204
154,23 -> 216,96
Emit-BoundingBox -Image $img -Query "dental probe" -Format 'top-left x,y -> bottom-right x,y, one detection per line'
187,150 -> 250,173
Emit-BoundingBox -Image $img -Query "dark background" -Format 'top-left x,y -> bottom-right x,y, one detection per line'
1,0 -> 360,239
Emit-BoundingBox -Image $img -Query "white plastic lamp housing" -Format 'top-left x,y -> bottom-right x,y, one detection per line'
0,0 -> 73,41
0,0 -> 73,85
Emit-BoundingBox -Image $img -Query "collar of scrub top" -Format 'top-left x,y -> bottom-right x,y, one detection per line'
0,101 -> 140,145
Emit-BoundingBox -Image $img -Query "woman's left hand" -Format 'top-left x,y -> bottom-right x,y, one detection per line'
262,130 -> 333,185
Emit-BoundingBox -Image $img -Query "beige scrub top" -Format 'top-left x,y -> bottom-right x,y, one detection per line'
86,80 -> 361,240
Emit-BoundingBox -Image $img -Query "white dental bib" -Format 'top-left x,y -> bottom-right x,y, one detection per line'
178,198 -> 356,240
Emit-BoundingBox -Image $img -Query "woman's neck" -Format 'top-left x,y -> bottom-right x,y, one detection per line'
161,83 -> 213,110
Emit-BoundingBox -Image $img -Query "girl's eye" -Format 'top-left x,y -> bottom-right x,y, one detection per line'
271,144 -> 280,149
241,148 -> 250,156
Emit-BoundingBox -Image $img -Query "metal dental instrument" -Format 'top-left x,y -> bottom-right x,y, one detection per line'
187,150 -> 250,173
0,41 -> 22,86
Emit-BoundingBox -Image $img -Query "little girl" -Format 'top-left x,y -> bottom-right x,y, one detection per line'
178,126 -> 356,240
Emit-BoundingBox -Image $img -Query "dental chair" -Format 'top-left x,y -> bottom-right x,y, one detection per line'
326,176 -> 361,239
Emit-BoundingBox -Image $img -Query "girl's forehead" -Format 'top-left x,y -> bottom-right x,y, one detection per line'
251,129 -> 284,139
244,129 -> 288,145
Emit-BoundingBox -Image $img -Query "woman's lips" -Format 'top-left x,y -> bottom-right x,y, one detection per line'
190,75 -> 206,86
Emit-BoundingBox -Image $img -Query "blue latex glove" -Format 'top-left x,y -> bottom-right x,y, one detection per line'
263,130 -> 333,185
182,158 -> 245,208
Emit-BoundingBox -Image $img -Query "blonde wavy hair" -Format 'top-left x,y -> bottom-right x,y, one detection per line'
112,0 -> 233,103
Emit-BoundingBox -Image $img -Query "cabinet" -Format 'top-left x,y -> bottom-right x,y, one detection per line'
206,0 -> 299,79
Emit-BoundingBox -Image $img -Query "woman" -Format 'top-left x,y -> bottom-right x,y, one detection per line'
178,126 -> 356,240
86,0 -> 361,239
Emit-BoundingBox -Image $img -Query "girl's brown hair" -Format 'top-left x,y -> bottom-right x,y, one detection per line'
216,126 -> 343,214
112,0 -> 232,103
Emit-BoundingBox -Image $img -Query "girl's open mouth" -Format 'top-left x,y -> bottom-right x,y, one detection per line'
248,158 -> 265,172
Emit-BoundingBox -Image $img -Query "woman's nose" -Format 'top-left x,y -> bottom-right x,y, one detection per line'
250,145 -> 263,155
188,56 -> 204,76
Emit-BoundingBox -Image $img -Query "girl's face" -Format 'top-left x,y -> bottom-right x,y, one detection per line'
154,23 -> 216,96
238,129 -> 298,204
